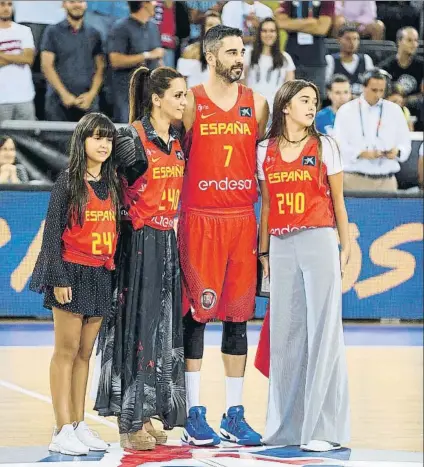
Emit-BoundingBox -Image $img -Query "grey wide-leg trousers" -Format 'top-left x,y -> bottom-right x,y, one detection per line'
264,227 -> 350,446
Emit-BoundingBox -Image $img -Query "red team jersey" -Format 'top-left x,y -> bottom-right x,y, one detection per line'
62,182 -> 117,270
181,84 -> 258,211
123,121 -> 185,231
178,84 -> 259,323
261,137 -> 336,235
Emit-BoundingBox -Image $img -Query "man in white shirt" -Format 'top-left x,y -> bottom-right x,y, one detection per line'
221,1 -> 273,44
325,25 -> 374,97
0,1 -> 36,122
334,69 -> 411,192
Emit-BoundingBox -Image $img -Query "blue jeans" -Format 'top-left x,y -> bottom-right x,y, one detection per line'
163,49 -> 176,68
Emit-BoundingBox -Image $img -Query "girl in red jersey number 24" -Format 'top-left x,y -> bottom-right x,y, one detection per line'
31,113 -> 121,456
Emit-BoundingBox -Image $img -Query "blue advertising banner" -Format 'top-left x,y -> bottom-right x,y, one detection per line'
0,190 -> 422,320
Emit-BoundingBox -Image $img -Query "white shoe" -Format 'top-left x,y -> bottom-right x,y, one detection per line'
301,440 -> 341,452
74,421 -> 108,451
48,424 -> 89,455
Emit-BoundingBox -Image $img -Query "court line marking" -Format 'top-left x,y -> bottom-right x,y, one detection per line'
0,379 -> 117,429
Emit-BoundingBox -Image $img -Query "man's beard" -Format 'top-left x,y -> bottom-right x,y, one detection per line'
215,59 -> 243,84
0,14 -> 12,22
68,11 -> 84,21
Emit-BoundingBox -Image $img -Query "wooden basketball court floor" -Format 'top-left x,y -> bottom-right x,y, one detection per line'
0,321 -> 422,466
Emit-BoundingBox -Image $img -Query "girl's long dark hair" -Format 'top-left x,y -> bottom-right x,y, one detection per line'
251,17 -> 286,70
263,79 -> 325,182
68,113 -> 121,227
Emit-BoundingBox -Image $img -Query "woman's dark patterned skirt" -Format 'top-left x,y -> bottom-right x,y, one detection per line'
94,222 -> 186,433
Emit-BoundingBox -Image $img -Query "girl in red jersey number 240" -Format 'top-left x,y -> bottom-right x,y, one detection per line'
256,80 -> 351,453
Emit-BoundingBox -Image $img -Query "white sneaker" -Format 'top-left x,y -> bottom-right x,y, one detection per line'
301,440 -> 341,452
48,424 -> 89,455
74,421 -> 108,451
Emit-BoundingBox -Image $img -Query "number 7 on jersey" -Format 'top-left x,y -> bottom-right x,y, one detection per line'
223,145 -> 233,167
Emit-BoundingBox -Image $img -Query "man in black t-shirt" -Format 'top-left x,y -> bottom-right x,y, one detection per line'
379,27 -> 423,129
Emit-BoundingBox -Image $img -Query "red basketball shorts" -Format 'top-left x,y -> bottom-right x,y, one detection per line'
178,207 -> 257,323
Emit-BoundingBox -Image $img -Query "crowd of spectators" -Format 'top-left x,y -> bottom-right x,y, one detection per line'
0,0 -> 422,191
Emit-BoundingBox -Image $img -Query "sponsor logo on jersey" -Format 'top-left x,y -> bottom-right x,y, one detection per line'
239,106 -> 252,117
201,289 -> 217,310
270,225 -> 317,236
302,156 -> 316,166
198,178 -> 253,191
199,121 -> 252,136
200,112 -> 216,119
267,169 -> 312,184
150,215 -> 175,229
176,150 -> 184,160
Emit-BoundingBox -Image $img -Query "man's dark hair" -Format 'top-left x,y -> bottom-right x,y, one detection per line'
338,25 -> 359,38
203,24 -> 243,56
396,26 -> 417,43
128,1 -> 143,14
362,68 -> 392,86
326,74 -> 350,91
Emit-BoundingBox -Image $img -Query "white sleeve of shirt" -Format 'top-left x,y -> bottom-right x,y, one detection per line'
321,135 -> 343,176
244,45 -> 253,68
221,2 -> 241,28
333,101 -> 367,165
283,52 -> 296,72
257,140 -> 269,181
391,103 -> 412,162
325,54 -> 335,83
255,2 -> 274,19
21,24 -> 35,49
176,58 -> 196,77
364,54 -> 374,70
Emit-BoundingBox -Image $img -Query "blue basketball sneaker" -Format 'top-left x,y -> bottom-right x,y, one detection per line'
181,406 -> 221,446
219,405 -> 262,446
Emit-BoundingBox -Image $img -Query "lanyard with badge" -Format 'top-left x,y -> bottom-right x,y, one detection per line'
358,101 -> 384,148
296,1 -> 317,45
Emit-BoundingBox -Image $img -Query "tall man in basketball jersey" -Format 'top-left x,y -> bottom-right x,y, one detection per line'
178,25 -> 269,446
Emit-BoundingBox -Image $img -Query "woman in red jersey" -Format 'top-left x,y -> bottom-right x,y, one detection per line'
30,113 -> 120,455
256,80 -> 351,452
94,66 -> 187,451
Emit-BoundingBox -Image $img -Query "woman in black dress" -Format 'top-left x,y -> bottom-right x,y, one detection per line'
30,113 -> 120,455
94,66 -> 187,450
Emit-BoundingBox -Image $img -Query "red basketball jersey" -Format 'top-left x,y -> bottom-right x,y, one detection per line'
123,121 -> 185,231
181,84 -> 258,211
262,137 -> 335,235
62,182 -> 117,270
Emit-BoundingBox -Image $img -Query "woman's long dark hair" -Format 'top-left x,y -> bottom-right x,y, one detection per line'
0,135 -> 12,150
68,112 -> 121,227
251,17 -> 285,70
128,66 -> 184,123
200,10 -> 221,71
263,80 -> 325,182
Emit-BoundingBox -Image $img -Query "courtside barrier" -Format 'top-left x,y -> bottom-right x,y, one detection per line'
0,187 -> 422,320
